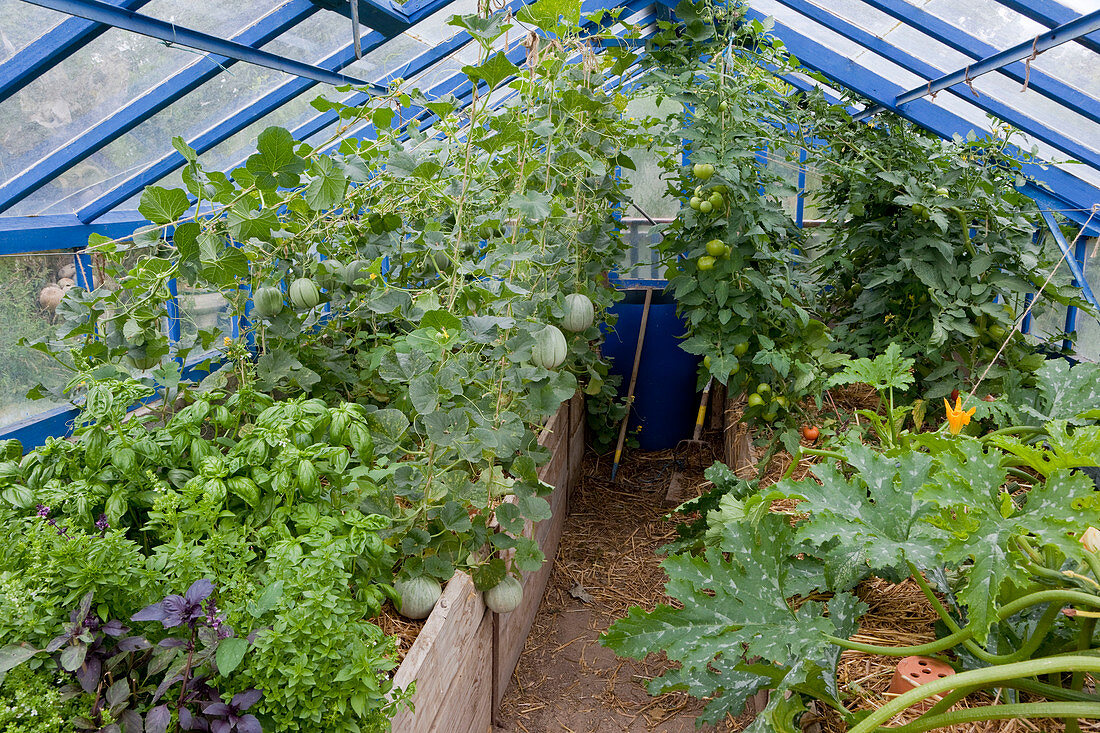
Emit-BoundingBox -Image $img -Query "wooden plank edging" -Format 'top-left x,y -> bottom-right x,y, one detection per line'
390,394 -> 584,732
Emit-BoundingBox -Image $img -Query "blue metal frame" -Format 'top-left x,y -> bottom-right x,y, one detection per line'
992,0 -> 1100,57
727,4 -> 1100,233
0,0 -> 321,216
21,0 -> 383,91
0,0 -> 153,104
766,0 -> 1100,203
1038,205 -> 1100,347
858,0 -> 1100,131
886,10 -> 1100,110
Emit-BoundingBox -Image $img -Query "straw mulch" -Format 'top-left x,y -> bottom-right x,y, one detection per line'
496,436 -> 753,732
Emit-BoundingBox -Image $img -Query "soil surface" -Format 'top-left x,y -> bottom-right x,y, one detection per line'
495,441 -> 749,733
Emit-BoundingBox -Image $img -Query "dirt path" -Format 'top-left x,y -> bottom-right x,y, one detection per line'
496,445 -> 749,733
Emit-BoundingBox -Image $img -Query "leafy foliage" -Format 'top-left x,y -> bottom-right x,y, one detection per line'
603,512 -> 865,728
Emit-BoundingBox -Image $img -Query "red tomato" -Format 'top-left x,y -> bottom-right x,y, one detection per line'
801,426 -> 819,442
983,394 -> 996,402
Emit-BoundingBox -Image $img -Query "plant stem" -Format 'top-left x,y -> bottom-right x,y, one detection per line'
827,587 -> 1100,661
1067,616 -> 1099,733
848,657 -> 1100,733
887,702 -> 1100,733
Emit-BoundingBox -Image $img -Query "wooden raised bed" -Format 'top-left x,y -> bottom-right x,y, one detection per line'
390,392 -> 585,732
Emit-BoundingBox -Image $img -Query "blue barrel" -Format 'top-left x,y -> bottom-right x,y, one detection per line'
602,287 -> 702,450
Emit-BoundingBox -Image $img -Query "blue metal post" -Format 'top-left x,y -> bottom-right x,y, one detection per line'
166,278 -> 181,344
796,145 -> 807,229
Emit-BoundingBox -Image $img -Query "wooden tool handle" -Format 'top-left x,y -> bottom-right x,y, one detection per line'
611,288 -> 653,481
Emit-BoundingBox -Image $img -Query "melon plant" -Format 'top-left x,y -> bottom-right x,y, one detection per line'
531,325 -> 568,370
252,286 -> 284,318
343,260 -> 371,292
395,576 -> 442,619
561,293 -> 595,332
315,259 -> 345,291
289,278 -> 321,310
484,574 -> 523,614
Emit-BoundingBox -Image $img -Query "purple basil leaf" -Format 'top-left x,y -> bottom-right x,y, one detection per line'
157,638 -> 188,648
211,721 -> 231,733
153,671 -> 184,702
236,714 -> 262,733
74,655 -> 101,694
101,620 -> 127,637
45,633 -> 69,653
102,725 -> 121,733
77,592 -> 93,623
185,578 -> 215,604
202,702 -> 231,716
161,595 -> 188,627
145,704 -> 171,733
119,709 -> 144,733
230,689 -> 262,711
131,601 -> 168,623
116,636 -> 152,652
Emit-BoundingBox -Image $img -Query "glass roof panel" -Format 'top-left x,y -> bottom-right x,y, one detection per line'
4,6 -> 376,217
0,0 -> 69,62
136,0 -> 278,38
0,28 -> 202,212
1030,41 -> 1100,108
0,1 -> 306,216
905,0 -> 1045,49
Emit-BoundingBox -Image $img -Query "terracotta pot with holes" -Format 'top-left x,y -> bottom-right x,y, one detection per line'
888,656 -> 955,697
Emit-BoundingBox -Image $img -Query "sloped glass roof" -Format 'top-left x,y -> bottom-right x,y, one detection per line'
3,0 -> 1100,252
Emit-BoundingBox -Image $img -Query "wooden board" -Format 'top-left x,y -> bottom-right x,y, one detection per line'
389,394 -> 585,733
390,572 -> 490,732
493,394 -> 581,711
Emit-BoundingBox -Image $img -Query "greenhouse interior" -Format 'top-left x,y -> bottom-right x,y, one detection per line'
5,0 -> 1100,731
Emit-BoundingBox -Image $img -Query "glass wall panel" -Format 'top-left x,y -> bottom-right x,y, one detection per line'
0,252 -> 81,428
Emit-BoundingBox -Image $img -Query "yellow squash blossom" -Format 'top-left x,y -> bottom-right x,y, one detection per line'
1082,526 -> 1100,554
944,396 -> 976,434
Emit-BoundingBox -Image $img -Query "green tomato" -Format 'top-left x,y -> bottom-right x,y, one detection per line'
689,197 -> 702,211
705,239 -> 726,257
775,395 -> 788,409
697,255 -> 717,271
988,324 -> 1008,341
746,393 -> 764,408
757,383 -> 771,394
733,341 -> 749,356
762,412 -> 778,423
718,100 -> 729,112
934,186 -> 949,196
693,163 -> 714,180
709,192 -> 724,207
699,200 -> 713,214
703,355 -> 712,369
723,245 -> 732,258
729,361 -> 739,375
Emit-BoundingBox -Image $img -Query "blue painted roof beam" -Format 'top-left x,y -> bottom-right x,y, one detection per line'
856,9 -> 1100,119
308,0 -> 408,36
0,0 -> 153,104
772,0 -> 1100,189
721,4 -> 1100,232
21,0 -> 384,91
992,0 -> 1100,56
860,0 -> 1100,129
0,0 -> 321,216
